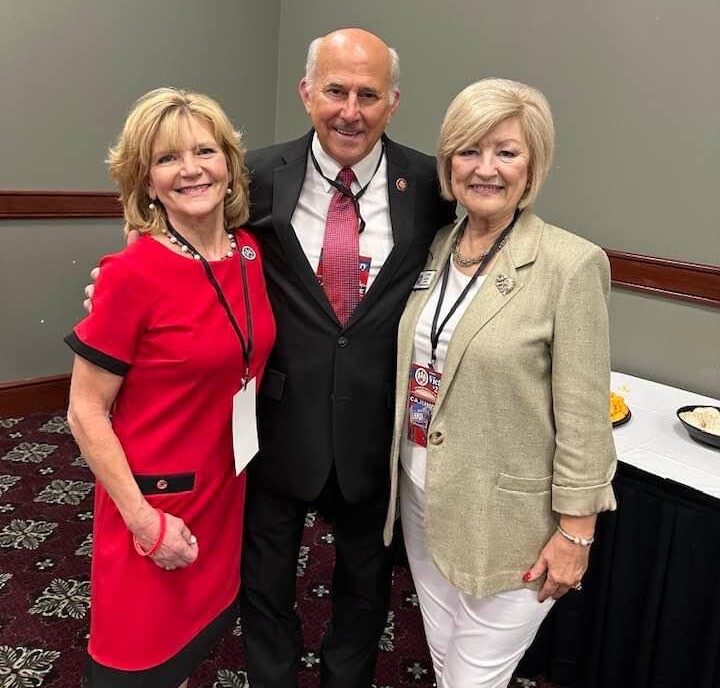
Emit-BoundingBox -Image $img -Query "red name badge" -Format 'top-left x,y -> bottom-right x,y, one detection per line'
407,363 -> 442,447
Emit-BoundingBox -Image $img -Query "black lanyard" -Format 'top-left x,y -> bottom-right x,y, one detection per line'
429,213 -> 518,368
309,142 -> 385,234
165,220 -> 253,385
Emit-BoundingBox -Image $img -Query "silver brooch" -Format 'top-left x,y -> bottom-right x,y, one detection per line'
495,274 -> 515,296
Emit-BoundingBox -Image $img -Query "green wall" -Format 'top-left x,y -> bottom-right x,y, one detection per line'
0,0 -> 281,380
2,0 -> 718,397
273,0 -> 719,396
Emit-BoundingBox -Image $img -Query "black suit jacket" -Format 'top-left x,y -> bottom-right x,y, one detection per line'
246,131 -> 455,503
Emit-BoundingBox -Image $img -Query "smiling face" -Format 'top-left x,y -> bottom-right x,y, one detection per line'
450,117 -> 530,232
147,115 -> 229,230
299,30 -> 400,168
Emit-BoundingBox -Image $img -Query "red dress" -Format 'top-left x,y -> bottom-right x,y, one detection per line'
66,230 -> 275,670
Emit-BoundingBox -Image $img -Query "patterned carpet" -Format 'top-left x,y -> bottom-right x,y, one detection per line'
0,411 -> 559,688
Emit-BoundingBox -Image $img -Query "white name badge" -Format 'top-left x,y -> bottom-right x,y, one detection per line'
232,377 -> 259,475
413,270 -> 436,290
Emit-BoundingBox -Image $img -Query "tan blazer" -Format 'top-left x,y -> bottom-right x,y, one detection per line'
383,211 -> 617,599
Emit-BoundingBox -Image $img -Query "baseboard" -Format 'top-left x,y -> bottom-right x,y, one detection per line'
0,374 -> 70,416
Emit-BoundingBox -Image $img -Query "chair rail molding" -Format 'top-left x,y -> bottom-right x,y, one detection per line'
606,250 -> 720,308
0,190 -> 122,219
1,189 -> 718,308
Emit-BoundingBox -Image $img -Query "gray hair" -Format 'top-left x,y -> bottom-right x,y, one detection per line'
304,36 -> 400,103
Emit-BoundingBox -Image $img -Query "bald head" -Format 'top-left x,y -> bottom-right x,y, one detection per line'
305,29 -> 400,98
299,28 -> 401,168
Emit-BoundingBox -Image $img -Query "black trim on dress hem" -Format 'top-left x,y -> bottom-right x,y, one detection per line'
83,596 -> 238,688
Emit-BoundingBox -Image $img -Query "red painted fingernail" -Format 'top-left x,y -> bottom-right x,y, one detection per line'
522,571 -> 532,582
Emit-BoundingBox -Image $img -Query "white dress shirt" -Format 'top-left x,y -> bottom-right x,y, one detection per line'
290,134 -> 394,291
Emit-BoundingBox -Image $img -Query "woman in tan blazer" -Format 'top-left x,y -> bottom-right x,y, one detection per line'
383,79 -> 617,688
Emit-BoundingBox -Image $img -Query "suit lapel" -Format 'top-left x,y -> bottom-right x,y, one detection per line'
272,132 -> 337,321
348,137 -> 415,324
386,138 -> 415,248
399,220 -> 457,343
394,221 -> 459,423
432,212 -> 544,417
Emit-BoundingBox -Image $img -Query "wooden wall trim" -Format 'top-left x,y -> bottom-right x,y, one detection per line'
606,249 -> 720,308
0,374 -> 70,417
0,190 -> 122,219
0,254 -> 716,416
1,190 -> 719,307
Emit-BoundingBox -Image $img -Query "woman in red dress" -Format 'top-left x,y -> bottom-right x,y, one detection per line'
66,88 -> 275,688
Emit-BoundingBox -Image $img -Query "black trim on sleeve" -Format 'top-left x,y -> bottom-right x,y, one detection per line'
64,331 -> 130,376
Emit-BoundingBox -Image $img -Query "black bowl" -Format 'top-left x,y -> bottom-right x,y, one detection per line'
676,406 -> 720,449
612,408 -> 631,428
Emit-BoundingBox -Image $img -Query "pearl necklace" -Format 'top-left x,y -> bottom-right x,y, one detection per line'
162,229 -> 237,261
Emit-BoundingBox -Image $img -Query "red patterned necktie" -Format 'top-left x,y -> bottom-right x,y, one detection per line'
321,167 -> 360,325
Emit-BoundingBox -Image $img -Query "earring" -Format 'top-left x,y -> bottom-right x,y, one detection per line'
149,202 -> 156,210
226,187 -> 232,196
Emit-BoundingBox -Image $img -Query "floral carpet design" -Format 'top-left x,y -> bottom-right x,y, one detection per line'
0,412 -> 559,688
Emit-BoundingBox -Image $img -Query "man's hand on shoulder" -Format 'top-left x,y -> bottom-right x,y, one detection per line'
83,229 -> 140,313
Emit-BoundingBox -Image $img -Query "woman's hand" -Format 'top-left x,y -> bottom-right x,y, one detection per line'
131,506 -> 199,571
524,530 -> 589,602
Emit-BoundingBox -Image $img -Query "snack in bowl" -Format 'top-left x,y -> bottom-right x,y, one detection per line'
679,407 -> 720,436
677,405 -> 720,449
610,391 -> 630,426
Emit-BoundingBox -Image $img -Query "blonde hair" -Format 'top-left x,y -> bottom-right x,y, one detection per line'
107,87 -> 250,236
437,78 -> 555,209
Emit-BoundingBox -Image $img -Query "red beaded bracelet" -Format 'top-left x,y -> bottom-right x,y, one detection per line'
133,508 -> 167,557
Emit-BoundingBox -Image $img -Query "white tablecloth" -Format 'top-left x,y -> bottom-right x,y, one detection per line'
611,371 -> 720,498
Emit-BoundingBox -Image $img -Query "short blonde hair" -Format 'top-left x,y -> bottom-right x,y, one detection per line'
108,87 -> 250,236
437,78 -> 554,209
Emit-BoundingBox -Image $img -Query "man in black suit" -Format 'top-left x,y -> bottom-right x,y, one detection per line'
84,27 -> 453,688
240,28 -> 454,688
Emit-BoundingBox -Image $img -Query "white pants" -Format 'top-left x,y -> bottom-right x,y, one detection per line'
400,469 -> 554,688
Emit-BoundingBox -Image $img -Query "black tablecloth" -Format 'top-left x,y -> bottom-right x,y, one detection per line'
519,461 -> 720,688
